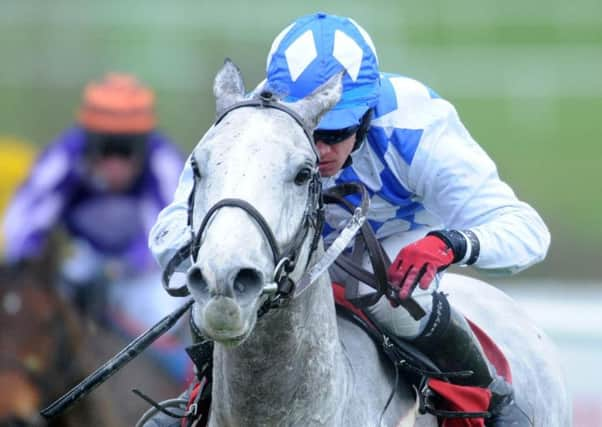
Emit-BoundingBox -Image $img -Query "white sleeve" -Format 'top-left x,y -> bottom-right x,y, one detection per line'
408,99 -> 550,274
149,144 -> 185,205
148,154 -> 194,269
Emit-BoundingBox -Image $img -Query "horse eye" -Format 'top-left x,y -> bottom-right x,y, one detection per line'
294,167 -> 313,185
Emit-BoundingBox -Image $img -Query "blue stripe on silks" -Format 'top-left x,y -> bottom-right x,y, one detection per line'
408,217 -> 427,230
338,165 -> 361,184
395,204 -> 423,221
322,222 -> 335,237
373,75 -> 398,117
391,128 -> 423,165
379,168 -> 412,201
363,129 -> 417,203
337,167 -> 376,198
365,126 -> 390,161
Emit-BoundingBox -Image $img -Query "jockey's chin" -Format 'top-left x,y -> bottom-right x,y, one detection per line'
90,156 -> 141,192
318,160 -> 341,177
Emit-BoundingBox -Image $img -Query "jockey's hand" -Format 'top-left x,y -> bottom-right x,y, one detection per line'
387,235 -> 454,300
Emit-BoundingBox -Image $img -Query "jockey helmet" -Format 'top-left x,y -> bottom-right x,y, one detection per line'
266,12 -> 380,131
77,73 -> 156,134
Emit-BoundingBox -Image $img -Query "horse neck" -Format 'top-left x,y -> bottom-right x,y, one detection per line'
210,272 -> 347,425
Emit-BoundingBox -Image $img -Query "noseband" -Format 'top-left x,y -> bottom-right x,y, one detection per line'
191,179 -> 323,301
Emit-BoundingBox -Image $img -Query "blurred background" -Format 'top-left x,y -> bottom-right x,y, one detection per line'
0,0 -> 600,425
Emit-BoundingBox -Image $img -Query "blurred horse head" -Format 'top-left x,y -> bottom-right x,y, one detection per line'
0,244 -> 183,427
0,257 -> 87,426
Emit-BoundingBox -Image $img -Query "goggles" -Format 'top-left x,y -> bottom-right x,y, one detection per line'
86,132 -> 146,158
313,125 -> 359,145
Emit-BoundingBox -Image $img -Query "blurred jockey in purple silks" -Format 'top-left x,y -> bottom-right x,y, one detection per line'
2,73 -> 192,383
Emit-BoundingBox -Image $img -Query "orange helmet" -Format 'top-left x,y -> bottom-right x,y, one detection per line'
77,73 -> 156,134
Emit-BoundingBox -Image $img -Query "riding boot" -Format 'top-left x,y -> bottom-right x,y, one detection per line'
410,292 -> 531,427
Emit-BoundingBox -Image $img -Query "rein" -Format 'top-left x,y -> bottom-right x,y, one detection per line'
40,299 -> 194,420
324,187 -> 426,320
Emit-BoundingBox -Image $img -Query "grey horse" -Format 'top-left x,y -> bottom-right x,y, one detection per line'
183,60 -> 571,427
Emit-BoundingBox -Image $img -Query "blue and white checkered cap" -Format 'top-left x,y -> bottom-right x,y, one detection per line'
266,12 -> 380,130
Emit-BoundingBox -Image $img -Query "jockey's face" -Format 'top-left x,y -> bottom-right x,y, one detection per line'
90,155 -> 141,192
86,132 -> 145,192
314,132 -> 356,177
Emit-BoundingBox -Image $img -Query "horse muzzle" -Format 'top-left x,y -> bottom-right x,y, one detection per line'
194,296 -> 256,346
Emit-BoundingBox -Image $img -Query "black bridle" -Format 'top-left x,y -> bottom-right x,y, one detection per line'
162,90 -> 426,319
163,91 -> 324,308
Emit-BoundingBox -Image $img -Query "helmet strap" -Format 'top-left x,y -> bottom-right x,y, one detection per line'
355,108 -> 373,148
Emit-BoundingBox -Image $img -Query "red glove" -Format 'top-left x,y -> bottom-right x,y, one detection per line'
387,235 -> 454,300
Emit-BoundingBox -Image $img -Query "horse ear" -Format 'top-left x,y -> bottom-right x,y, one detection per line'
214,58 -> 246,116
285,72 -> 343,130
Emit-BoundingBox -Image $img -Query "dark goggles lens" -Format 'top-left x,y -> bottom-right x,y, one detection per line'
99,139 -> 135,157
313,125 -> 359,145
87,133 -> 146,158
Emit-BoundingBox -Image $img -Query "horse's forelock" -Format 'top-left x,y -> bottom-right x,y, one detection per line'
206,106 -> 312,161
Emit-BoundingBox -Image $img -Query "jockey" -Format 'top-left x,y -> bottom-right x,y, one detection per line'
2,73 -> 190,383
147,13 -> 548,426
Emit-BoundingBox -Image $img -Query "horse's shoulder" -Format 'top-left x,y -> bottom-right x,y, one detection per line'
335,315 -> 434,425
336,314 -> 383,362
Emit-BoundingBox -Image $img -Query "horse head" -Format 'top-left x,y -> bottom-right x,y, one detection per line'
0,261 -> 82,426
185,59 -> 341,346
0,253 -> 181,426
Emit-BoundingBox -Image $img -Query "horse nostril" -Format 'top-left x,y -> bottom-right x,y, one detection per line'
187,266 -> 209,295
233,268 -> 263,302
234,281 -> 245,294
